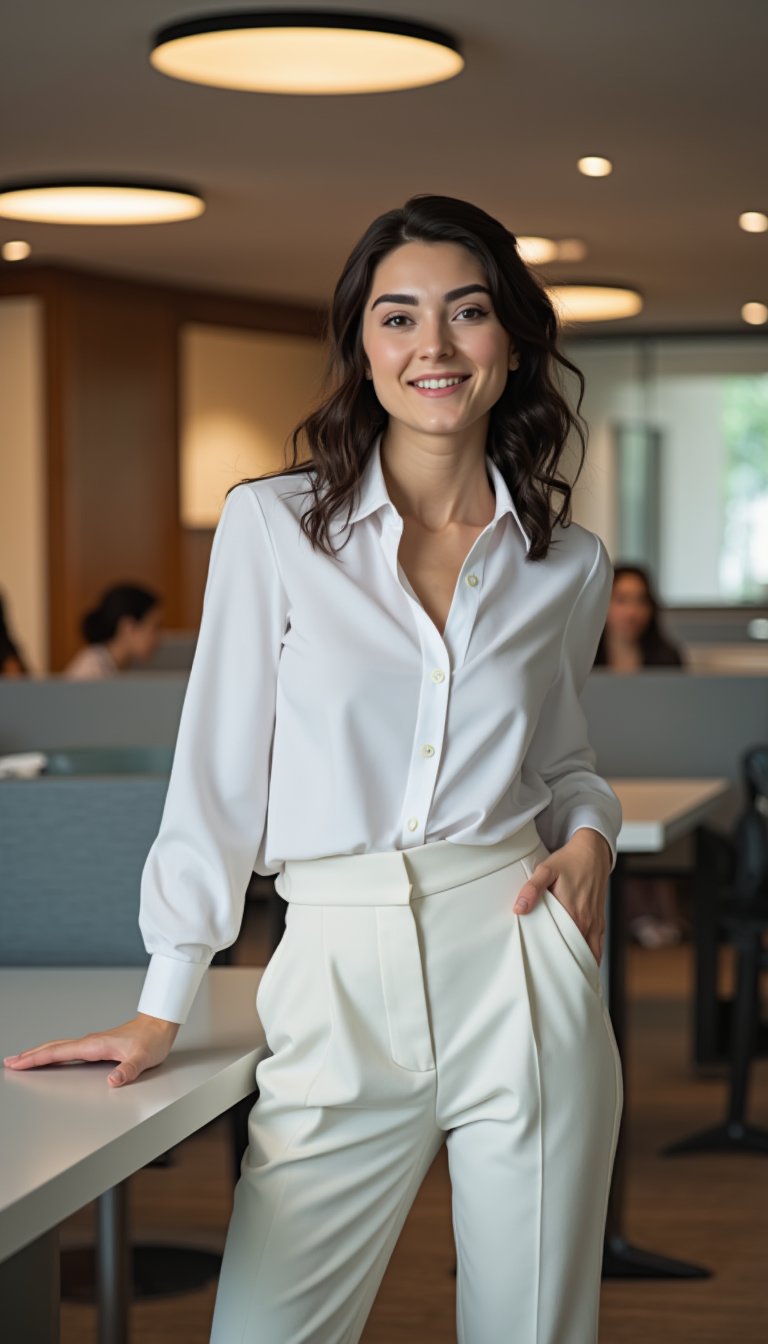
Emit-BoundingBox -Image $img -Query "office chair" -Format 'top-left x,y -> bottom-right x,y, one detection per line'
664,744 -> 768,1155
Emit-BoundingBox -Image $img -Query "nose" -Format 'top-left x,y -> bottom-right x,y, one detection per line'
417,313 -> 455,361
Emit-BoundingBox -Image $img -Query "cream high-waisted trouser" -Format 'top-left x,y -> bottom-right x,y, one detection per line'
209,818 -> 623,1344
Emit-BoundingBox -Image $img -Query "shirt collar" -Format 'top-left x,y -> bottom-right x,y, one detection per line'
342,432 -> 531,554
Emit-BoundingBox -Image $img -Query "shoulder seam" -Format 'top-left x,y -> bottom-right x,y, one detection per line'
240,484 -> 290,610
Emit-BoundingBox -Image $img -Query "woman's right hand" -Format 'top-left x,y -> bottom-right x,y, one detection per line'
2,1013 -> 180,1087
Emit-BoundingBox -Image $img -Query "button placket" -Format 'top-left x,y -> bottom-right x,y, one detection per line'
397,615 -> 450,847
449,541 -> 489,671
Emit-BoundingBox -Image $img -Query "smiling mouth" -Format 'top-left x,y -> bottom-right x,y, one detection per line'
408,374 -> 471,390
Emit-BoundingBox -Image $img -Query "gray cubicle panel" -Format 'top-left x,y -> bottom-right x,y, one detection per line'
583,669 -> 767,865
0,777 -> 167,966
583,670 -> 767,795
0,676 -> 188,752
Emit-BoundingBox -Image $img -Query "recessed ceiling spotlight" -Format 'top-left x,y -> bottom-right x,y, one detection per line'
0,180 -> 205,226
577,156 -> 612,177
516,236 -> 588,265
149,10 -> 464,94
742,301 -> 768,325
739,211 -> 768,233
515,236 -> 559,264
547,282 -> 643,324
1,240 -> 31,261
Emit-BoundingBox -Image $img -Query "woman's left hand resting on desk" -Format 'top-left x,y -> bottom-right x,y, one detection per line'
3,1013 -> 180,1087
513,828 -> 613,967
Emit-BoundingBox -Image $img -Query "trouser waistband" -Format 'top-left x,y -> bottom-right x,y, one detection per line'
274,817 -> 542,906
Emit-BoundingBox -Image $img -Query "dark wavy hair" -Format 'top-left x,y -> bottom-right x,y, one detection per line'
81,584 -> 161,645
227,193 -> 591,562
593,564 -> 685,668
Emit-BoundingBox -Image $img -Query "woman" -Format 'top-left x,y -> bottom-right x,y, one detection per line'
595,564 -> 686,946
593,563 -> 684,671
62,582 -> 164,678
4,195 -> 623,1344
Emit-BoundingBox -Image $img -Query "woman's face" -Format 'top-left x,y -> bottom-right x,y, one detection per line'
121,606 -> 163,659
606,574 -> 653,641
361,240 -> 518,438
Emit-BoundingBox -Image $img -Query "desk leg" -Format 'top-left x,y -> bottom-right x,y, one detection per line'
97,1184 -> 130,1344
0,1227 -> 60,1342
601,853 -> 712,1280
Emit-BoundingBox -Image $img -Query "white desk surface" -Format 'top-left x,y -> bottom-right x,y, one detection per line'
610,777 -> 732,852
0,967 -> 265,1264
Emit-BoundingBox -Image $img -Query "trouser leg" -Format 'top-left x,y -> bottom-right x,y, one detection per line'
209,900 -> 442,1344
414,844 -> 623,1344
210,1101 -> 442,1344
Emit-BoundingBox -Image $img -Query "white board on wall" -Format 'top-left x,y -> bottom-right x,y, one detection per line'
179,323 -> 326,528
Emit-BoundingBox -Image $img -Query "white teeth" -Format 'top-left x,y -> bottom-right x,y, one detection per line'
413,376 -> 466,389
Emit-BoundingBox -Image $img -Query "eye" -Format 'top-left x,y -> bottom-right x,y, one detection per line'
455,305 -> 487,320
382,313 -> 413,328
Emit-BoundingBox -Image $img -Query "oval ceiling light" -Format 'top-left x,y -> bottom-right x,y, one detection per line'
149,9 -> 464,94
577,155 -> 613,177
516,236 -> 559,265
742,301 -> 768,325
1,240 -> 31,261
547,282 -> 643,324
0,180 -> 205,226
516,235 -> 588,265
739,211 -> 768,233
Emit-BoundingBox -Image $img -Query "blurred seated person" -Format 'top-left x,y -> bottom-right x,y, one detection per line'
0,591 -> 29,678
62,583 -> 163,680
593,563 -> 684,670
595,563 -> 687,948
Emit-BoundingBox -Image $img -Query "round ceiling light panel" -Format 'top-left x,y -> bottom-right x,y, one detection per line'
0,180 -> 205,226
150,10 -> 464,94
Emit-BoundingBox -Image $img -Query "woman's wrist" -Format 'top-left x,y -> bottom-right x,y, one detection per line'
567,827 -> 613,873
137,1012 -> 181,1037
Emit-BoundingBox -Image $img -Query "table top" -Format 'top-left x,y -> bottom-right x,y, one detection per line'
610,776 -> 732,851
0,966 -> 265,1264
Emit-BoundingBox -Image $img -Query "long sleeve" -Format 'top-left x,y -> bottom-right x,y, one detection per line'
525,532 -> 622,873
137,484 -> 289,1023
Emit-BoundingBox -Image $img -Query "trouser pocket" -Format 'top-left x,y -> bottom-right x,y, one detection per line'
519,844 -> 603,998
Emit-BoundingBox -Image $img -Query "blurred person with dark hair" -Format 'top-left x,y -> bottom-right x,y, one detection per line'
593,563 -> 684,670
0,590 -> 29,677
62,583 -> 163,679
595,562 -> 686,947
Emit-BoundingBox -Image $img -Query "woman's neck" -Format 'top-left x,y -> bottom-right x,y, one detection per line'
379,421 -> 494,530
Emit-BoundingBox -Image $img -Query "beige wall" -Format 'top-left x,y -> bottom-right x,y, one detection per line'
179,323 -> 326,528
0,297 -> 47,673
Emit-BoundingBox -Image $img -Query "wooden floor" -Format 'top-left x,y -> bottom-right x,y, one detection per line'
60,901 -> 768,1343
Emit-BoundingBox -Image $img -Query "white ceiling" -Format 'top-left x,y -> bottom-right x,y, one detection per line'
2,0 -> 766,332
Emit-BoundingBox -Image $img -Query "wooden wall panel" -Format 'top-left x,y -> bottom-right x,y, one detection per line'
0,264 -> 324,669
58,276 -> 180,668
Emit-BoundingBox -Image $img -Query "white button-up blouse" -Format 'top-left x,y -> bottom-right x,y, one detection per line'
137,433 -> 622,1023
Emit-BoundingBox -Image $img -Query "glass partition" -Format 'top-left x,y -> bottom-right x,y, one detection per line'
562,335 -> 768,606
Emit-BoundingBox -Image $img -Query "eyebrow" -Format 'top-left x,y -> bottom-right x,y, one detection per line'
370,283 -> 491,310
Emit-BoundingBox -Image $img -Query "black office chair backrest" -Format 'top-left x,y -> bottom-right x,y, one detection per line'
732,745 -> 768,902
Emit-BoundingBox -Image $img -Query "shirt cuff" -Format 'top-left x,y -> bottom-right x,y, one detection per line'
565,815 -> 619,874
136,954 -> 210,1025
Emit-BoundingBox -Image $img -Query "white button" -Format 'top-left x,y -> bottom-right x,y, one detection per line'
407,817 -> 419,831
466,573 -> 479,587
431,669 -> 445,683
420,743 -> 435,758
